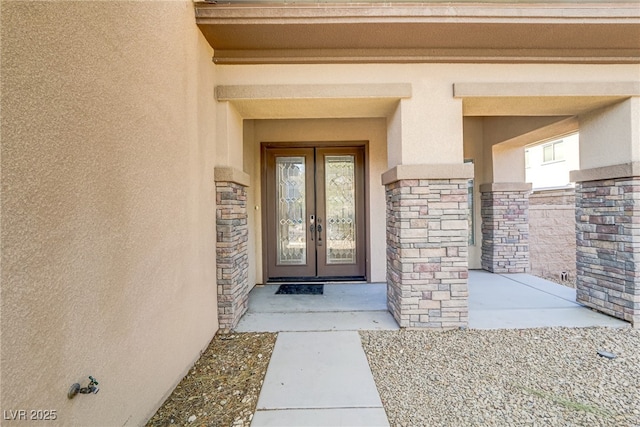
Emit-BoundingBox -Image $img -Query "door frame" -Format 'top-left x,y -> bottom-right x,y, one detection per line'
261,141 -> 369,283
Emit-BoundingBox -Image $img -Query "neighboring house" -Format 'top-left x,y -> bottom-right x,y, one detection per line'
525,133 -> 580,190
2,1 -> 639,425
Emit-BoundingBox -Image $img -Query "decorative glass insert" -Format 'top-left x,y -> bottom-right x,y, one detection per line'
276,157 -> 306,265
325,155 -> 356,264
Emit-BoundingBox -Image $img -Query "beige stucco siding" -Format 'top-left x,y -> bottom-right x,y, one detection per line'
579,97 -> 640,170
215,64 -> 640,97
1,2 -> 218,425
219,63 -> 638,273
216,63 -> 639,168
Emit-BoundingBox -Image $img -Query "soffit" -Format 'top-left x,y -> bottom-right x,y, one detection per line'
454,81 -> 640,115
216,83 -> 412,118
195,2 -> 640,64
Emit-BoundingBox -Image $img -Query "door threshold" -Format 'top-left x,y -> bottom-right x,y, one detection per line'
266,277 -> 367,284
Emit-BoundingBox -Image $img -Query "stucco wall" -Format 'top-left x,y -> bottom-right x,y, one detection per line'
1,2 -> 218,425
529,189 -> 577,282
216,63 -> 638,275
579,98 -> 640,170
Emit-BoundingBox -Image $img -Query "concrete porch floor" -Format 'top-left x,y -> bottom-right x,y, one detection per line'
235,270 -> 629,332
468,270 -> 628,329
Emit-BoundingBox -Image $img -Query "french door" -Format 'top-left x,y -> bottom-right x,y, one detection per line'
264,145 -> 366,280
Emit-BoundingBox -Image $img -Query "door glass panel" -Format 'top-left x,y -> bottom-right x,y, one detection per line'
276,157 -> 307,265
325,155 -> 356,264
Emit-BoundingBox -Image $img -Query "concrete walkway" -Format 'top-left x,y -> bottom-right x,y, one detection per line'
469,270 -> 628,329
238,272 -> 628,426
237,283 -> 396,426
251,331 -> 389,426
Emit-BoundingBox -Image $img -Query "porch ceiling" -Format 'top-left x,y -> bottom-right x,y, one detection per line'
215,83 -> 412,118
454,81 -> 640,116
195,2 -> 640,64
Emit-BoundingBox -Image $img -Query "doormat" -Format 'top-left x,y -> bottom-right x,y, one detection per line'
275,284 -> 324,295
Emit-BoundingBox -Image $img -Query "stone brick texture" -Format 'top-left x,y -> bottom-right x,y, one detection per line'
529,189 -> 576,282
386,179 -> 469,329
216,181 -> 249,330
576,178 -> 640,326
481,189 -> 530,273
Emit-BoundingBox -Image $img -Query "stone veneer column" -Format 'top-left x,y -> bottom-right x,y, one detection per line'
383,164 -> 473,329
480,183 -> 532,273
214,167 -> 250,331
573,172 -> 640,326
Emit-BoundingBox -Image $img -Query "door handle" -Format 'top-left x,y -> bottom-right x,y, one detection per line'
309,215 -> 315,241
317,218 -> 323,243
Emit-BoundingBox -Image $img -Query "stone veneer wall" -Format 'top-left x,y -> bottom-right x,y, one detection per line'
386,179 -> 469,328
481,185 -> 531,273
216,181 -> 249,330
529,188 -> 576,281
576,178 -> 640,325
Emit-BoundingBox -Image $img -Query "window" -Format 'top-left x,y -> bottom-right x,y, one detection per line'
467,178 -> 474,245
525,133 -> 578,190
464,159 -> 475,245
542,140 -> 564,163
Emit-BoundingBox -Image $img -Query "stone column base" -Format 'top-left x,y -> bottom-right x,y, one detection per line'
385,178 -> 469,329
215,167 -> 250,330
480,183 -> 532,273
576,177 -> 640,326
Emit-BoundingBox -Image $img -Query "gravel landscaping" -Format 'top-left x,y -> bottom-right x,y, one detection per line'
146,332 -> 276,427
361,327 -> 640,427
146,326 -> 638,427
